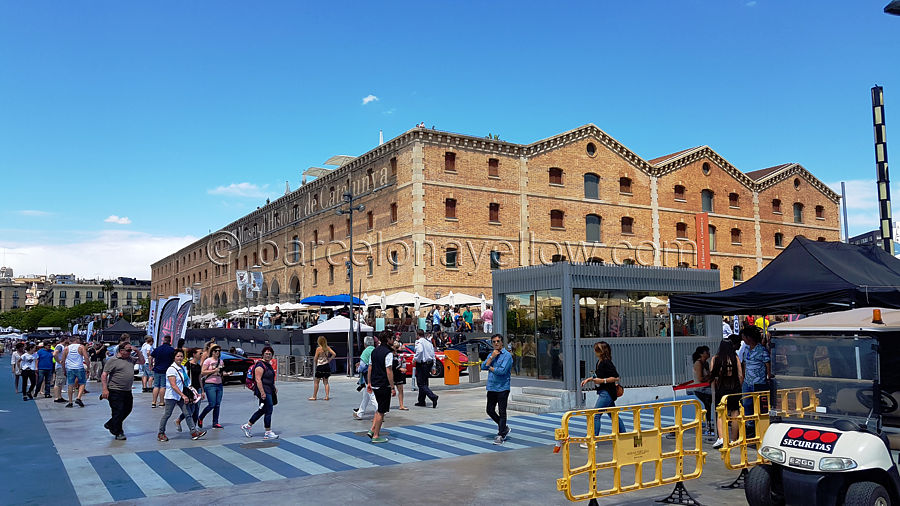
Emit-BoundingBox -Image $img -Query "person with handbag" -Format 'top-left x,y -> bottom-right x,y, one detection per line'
175,348 -> 203,433
157,349 -> 206,442
579,341 -> 625,448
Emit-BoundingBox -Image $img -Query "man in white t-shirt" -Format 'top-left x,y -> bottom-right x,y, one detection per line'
62,336 -> 90,408
140,337 -> 154,393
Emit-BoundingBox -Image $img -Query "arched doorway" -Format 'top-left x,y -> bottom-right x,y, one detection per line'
270,279 -> 281,303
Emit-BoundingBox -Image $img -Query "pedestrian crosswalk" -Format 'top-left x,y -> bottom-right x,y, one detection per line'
63,410 -> 684,504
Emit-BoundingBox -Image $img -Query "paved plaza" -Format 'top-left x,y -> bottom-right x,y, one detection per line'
2,362 -> 750,505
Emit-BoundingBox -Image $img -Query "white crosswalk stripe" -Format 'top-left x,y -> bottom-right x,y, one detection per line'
329,433 -> 415,463
159,448 -> 235,488
113,453 -> 177,497
203,445 -> 284,481
62,457 -> 114,505
282,436 -> 378,469
258,446 -> 334,475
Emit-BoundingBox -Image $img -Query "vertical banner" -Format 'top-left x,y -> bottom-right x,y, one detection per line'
236,270 -> 249,290
86,321 -> 95,343
147,299 -> 158,342
250,271 -> 263,292
173,296 -> 193,344
155,297 -> 179,347
72,324 -> 79,335
694,212 -> 710,269
192,288 -> 201,304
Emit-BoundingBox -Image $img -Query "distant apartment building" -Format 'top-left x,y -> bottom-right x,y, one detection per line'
38,277 -> 151,309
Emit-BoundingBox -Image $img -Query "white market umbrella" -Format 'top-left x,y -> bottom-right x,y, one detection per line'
433,292 -> 482,307
384,291 -> 435,307
637,296 -> 668,306
302,315 -> 374,334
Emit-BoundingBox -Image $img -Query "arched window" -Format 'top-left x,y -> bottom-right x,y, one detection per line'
674,185 -> 686,201
621,216 -> 633,234
772,199 -> 782,214
585,214 -> 601,243
550,210 -> 565,229
676,222 -> 688,239
815,205 -> 824,219
584,173 -> 599,199
701,190 -> 714,212
728,193 -> 740,208
619,177 -> 632,194
775,233 -> 784,248
730,228 -> 742,245
793,203 -> 804,223
292,235 -> 300,262
733,265 -> 743,281
709,225 -> 717,251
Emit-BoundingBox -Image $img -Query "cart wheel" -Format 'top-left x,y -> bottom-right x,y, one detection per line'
845,481 -> 891,506
745,465 -> 784,506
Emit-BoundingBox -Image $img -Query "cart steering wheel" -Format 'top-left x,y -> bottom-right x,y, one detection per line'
856,389 -> 899,414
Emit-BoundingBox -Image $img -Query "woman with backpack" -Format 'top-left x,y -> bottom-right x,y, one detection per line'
579,341 -> 625,447
710,339 -> 743,449
309,336 -> 336,401
158,349 -> 206,442
241,346 -> 279,440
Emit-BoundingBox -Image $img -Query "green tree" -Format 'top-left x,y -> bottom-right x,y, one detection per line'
37,311 -> 68,329
0,308 -> 27,329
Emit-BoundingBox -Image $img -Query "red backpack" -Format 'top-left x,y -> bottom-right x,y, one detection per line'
245,360 -> 266,390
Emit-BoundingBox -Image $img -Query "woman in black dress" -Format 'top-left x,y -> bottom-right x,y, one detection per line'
392,340 -> 409,410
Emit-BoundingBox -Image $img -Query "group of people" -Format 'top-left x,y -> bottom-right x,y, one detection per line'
427,305 -> 492,334
11,335 -> 94,408
691,325 -> 771,448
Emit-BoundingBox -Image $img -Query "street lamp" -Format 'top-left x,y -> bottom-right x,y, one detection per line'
193,282 -> 202,326
886,1 -> 900,15
336,190 -> 364,376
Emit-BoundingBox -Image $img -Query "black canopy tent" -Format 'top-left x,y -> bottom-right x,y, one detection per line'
669,237 -> 900,315
99,319 -> 146,342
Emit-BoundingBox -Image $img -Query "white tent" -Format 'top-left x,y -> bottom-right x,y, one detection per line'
302,315 -> 373,334
637,296 -> 668,306
384,291 -> 436,307
433,291 -> 482,306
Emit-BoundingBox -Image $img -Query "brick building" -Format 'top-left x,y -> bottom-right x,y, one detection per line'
150,124 -> 841,312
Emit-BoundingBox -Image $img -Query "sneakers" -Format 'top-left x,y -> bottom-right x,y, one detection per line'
175,419 -> 183,432
191,430 -> 207,440
371,436 -> 388,443
115,434 -> 127,441
432,396 -> 439,408
353,411 -> 364,420
44,394 -> 51,398
366,430 -> 374,439
54,398 -> 67,403
712,438 -> 724,449
213,423 -> 224,429
263,431 -> 279,440
579,443 -> 589,449
413,402 -> 427,407
75,399 -> 84,407
493,435 -> 504,445
501,427 -> 511,441
65,403 -> 73,408
158,433 -> 169,442
241,423 -> 253,438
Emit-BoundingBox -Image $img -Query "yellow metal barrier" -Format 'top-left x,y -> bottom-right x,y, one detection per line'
716,387 -> 818,470
555,400 -> 707,503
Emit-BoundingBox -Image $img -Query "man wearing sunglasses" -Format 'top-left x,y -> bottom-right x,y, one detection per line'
101,336 -> 145,440
482,333 -> 513,445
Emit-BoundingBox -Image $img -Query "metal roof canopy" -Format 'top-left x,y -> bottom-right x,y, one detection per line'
324,155 -> 357,167
771,307 -> 900,333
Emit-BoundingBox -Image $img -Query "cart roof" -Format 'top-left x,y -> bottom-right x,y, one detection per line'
771,307 -> 900,333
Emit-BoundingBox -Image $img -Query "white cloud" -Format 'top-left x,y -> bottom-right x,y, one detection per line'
18,210 -> 51,217
362,94 -> 379,105
104,215 -> 132,225
207,182 -> 269,198
0,230 -> 197,279
746,1 -> 757,6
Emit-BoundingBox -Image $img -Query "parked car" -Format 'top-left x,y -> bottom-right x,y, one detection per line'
445,339 -> 492,361
220,351 -> 255,384
395,343 -> 468,378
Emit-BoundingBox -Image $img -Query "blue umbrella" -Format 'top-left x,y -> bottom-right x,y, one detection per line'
300,294 -> 330,305
323,294 -> 365,306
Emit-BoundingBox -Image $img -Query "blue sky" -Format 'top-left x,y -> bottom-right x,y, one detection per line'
1,1 -> 898,278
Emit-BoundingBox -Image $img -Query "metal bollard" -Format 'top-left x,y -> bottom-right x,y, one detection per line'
411,362 -> 418,391
466,342 -> 480,383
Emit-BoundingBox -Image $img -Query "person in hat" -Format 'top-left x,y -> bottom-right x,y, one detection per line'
101,337 -> 145,440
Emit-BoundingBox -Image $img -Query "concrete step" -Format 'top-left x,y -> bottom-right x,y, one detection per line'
510,393 -> 555,405
507,400 -> 553,414
521,386 -> 569,398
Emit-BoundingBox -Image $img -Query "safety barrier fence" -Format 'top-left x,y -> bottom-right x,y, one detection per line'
715,387 -> 818,471
555,399 -> 707,504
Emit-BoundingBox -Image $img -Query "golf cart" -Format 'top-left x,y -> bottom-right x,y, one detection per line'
746,308 -> 900,506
